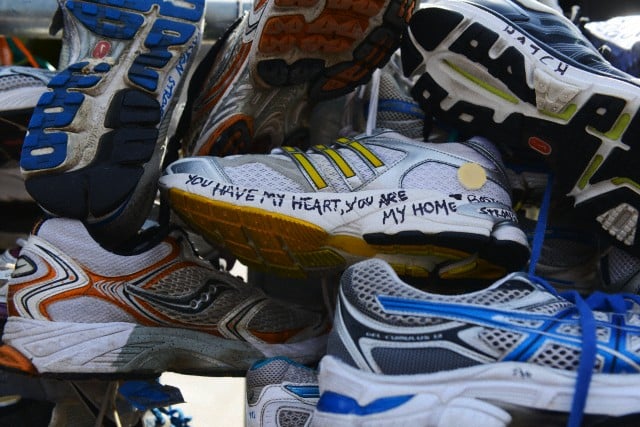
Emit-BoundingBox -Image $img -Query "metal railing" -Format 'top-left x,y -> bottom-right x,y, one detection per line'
0,0 -> 252,41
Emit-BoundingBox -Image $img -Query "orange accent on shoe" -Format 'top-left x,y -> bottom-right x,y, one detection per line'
197,41 -> 252,123
275,0 -> 319,6
0,344 -> 38,375
196,114 -> 254,156
320,35 -> 392,91
254,0 -> 268,12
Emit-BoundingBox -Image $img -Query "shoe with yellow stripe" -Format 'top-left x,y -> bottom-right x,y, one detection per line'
177,0 -> 416,157
0,217 -> 328,378
160,129 -> 529,280
401,0 -> 640,254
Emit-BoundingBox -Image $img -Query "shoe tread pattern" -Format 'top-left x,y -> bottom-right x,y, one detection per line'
402,5 -> 640,251
256,0 -> 416,100
21,0 -> 204,221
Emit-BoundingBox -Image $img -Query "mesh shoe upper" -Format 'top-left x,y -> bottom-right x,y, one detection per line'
316,258 -> 640,426
0,218 -> 328,375
246,357 -> 318,427
161,130 -> 529,279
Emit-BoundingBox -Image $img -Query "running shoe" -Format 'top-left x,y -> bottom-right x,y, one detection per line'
160,129 -> 529,280
314,258 -> 640,427
246,357 -> 318,427
0,66 -> 55,115
599,245 -> 640,294
401,0 -> 640,253
0,218 -> 328,377
0,65 -> 55,203
178,0 -> 416,157
582,15 -> 640,77
20,0 -> 206,248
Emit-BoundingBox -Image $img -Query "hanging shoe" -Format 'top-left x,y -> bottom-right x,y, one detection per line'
402,0 -> 640,254
177,0 -> 416,157
20,0 -> 207,248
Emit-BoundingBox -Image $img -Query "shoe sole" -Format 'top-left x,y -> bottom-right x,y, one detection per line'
185,0 -> 416,157
165,186 -> 529,279
402,3 -> 640,251
20,0 -> 204,230
0,317 -> 327,378
251,0 -> 416,100
314,355 -> 640,426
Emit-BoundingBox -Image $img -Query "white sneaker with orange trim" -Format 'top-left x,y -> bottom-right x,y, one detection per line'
0,218 -> 328,378
160,129 -> 529,280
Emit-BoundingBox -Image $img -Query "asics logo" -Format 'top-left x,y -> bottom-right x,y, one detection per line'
125,280 -> 231,314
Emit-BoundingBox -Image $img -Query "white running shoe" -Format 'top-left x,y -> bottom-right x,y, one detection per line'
160,129 -> 529,280
0,218 -> 328,377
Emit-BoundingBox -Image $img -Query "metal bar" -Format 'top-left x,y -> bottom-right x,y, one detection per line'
0,0 -> 252,41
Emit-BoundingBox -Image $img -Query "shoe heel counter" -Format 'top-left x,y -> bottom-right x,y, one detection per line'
7,236 -> 74,319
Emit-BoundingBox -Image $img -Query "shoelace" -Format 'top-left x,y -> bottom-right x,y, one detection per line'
527,173 -> 596,427
151,406 -> 192,427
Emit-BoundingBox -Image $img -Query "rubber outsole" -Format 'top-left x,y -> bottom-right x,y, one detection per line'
168,188 -> 529,280
401,4 -> 640,252
254,0 -> 417,100
184,0 -> 416,158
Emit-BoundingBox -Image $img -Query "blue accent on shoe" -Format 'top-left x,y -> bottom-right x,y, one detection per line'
21,63 -> 104,170
284,385 -> 320,399
378,99 -> 425,119
249,356 -> 316,373
67,0 -> 145,39
119,380 -> 184,411
316,391 -> 413,416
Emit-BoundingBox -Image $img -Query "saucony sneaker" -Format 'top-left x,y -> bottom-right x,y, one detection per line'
314,258 -> 640,427
160,129 -> 529,280
0,218 -> 328,377
178,0 -> 416,157
20,0 -> 206,248
401,0 -> 640,253
246,357 -> 318,427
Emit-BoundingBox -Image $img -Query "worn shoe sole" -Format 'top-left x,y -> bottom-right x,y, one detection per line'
185,0 -> 416,157
0,317 -> 327,378
314,355 -> 640,426
20,0 -> 205,244
402,3 -> 640,252
250,0 -> 416,100
164,184 -> 529,280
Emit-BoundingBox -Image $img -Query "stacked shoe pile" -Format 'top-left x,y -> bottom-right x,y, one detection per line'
4,0 -> 640,426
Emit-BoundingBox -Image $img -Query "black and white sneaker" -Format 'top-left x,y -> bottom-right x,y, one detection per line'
401,0 -> 640,253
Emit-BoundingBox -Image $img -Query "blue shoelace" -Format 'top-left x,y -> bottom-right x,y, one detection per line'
151,406 -> 192,427
527,172 -> 595,427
